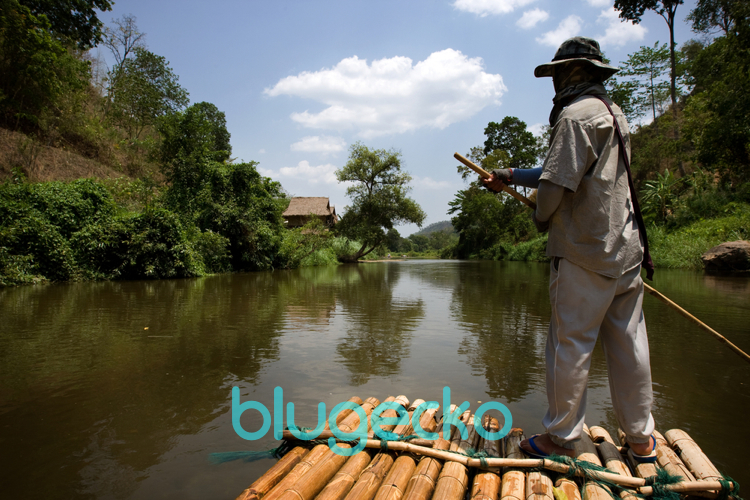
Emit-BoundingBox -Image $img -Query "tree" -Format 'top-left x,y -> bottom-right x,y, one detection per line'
101,14 -> 145,90
482,117 -> 541,170
619,42 -> 672,123
0,0 -> 90,129
687,0 -> 739,35
614,0 -> 684,113
18,0 -> 113,49
335,143 -> 426,262
158,101 -> 231,169
108,47 -> 189,139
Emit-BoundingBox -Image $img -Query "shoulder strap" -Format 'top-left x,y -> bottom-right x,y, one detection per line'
593,95 -> 654,281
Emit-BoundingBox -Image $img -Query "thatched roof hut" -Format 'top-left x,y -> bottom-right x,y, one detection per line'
282,197 -> 338,228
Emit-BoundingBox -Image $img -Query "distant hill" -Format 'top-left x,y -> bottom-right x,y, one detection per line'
413,220 -> 454,236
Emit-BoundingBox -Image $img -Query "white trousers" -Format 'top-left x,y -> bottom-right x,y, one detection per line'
543,257 -> 655,448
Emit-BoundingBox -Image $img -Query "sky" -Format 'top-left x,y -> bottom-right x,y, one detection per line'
96,0 -> 699,235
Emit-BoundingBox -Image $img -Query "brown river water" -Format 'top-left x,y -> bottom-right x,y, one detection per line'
0,260 -> 748,499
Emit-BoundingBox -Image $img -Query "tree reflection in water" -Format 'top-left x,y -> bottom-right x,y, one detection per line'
335,264 -> 425,385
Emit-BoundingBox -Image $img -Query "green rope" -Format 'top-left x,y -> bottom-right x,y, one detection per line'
717,476 -> 742,500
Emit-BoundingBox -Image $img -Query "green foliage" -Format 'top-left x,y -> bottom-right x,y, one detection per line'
164,154 -> 286,271
482,117 -> 542,170
648,206 -> 750,268
108,47 -> 189,139
276,218 -> 334,269
0,0 -> 91,129
641,169 -> 688,221
687,0 -> 739,35
18,0 -> 113,49
335,143 -> 426,261
447,184 -> 536,259
618,42 -> 673,122
681,24 -> 750,184
0,178 -> 231,285
158,101 -> 231,167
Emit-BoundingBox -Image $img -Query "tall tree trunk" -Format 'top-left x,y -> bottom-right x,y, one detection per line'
667,8 -> 687,176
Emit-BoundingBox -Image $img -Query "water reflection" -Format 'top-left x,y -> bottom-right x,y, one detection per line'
335,264 -> 425,385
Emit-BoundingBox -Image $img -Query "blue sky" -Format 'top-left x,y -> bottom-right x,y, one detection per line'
97,0 -> 699,235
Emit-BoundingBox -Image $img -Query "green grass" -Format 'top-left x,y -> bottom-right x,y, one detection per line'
649,205 -> 750,269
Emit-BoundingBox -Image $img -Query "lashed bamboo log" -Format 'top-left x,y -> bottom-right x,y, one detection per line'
368,396 -> 408,438
501,428 -> 525,500
589,427 -> 638,500
315,449 -> 375,500
263,444 -> 331,500
402,439 -> 451,500
345,398 -> 419,500
343,449 -> 397,500
588,426 -> 618,447
652,430 -> 696,483
526,471 -> 554,500
554,479 -> 581,500
664,429 -> 723,483
275,444 -> 354,500
324,396 -> 364,431
572,431 -> 614,500
373,402 -> 433,500
234,446 -> 309,500
470,416 -> 502,500
271,397 -> 381,500
281,430 -> 435,448
428,409 -> 476,500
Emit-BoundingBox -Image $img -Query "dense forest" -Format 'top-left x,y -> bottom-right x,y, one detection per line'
1,0 -> 748,286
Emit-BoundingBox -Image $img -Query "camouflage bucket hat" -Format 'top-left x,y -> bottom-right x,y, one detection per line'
534,36 -> 619,78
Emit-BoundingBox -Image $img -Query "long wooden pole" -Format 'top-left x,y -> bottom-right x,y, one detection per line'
642,283 -> 750,364
453,152 -> 537,210
452,152 -> 750,365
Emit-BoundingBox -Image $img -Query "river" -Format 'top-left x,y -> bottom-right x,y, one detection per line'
0,260 -> 748,499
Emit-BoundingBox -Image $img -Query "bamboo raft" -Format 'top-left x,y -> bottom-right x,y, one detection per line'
232,395 -> 740,500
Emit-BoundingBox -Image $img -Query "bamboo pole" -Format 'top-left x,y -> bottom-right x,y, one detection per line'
664,429 -> 724,483
470,416 -> 502,500
429,409 -> 477,500
588,426 -> 618,447
325,396 -> 364,431
345,398 -> 420,500
368,396 -> 408,438
315,449 -> 375,500
275,444 -> 354,500
453,150 -> 750,365
652,430 -> 696,483
501,428 -> 525,500
401,406 -> 457,500
589,427 -> 639,500
262,444 -> 332,500
643,283 -> 750,364
454,152 -> 537,210
526,470 -> 554,500
572,431 -> 615,500
373,401 -> 433,500
554,479 -> 581,500
234,446 -> 309,500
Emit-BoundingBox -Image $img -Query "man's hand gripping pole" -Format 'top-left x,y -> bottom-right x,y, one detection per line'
453,152 -> 537,210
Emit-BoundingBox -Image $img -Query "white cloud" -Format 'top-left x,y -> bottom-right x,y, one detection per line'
453,0 -> 536,16
278,161 -> 339,185
596,8 -> 647,47
528,122 -> 547,137
413,176 -> 452,190
586,0 -> 611,6
290,135 -> 347,154
259,149 -> 266,154
265,49 -> 506,138
536,15 -> 583,47
516,8 -> 549,29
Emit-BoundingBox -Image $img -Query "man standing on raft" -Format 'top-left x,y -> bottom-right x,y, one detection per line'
483,37 -> 657,463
